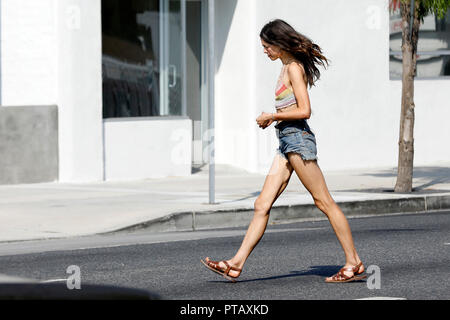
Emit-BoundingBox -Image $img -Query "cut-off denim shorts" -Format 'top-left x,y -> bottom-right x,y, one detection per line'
275,120 -> 318,161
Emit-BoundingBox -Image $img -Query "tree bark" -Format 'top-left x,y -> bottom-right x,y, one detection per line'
395,1 -> 420,193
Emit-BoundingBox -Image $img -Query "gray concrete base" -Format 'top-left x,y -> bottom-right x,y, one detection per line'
0,105 -> 58,185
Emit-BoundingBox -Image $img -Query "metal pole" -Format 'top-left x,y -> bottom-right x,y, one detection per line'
181,0 -> 187,116
208,0 -> 215,204
159,0 -> 168,116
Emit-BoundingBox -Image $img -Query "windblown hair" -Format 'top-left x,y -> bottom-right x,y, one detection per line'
260,19 -> 329,87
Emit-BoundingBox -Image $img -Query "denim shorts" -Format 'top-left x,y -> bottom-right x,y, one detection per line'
275,120 -> 318,161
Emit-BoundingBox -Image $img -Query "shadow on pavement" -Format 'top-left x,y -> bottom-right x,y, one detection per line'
356,166 -> 450,191
208,265 -> 367,284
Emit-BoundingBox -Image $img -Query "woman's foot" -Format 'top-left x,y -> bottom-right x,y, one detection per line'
201,257 -> 242,282
325,261 -> 366,283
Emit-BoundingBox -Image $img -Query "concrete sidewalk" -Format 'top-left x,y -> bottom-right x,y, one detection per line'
1,162 -> 449,243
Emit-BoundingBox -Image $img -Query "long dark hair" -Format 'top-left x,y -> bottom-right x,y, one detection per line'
260,19 -> 329,87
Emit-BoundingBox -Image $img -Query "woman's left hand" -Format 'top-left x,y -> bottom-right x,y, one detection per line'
256,112 -> 273,128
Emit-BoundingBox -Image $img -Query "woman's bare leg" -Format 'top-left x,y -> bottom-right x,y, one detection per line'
206,154 -> 294,277
286,153 -> 363,279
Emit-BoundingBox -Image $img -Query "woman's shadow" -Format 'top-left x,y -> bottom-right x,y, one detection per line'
210,265 -> 366,284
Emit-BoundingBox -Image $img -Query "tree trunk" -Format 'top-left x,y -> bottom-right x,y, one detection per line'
395,1 -> 420,193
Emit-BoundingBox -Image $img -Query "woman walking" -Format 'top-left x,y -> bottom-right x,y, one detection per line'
201,19 -> 366,283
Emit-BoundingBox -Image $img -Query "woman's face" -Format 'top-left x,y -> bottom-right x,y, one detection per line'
261,39 -> 282,61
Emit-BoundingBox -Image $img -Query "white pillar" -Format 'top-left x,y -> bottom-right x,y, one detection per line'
56,0 -> 103,182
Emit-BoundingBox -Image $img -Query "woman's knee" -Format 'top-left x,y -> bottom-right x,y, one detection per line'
313,195 -> 336,214
254,197 -> 272,216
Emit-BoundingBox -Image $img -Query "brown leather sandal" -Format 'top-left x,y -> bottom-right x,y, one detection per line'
200,258 -> 242,283
325,262 -> 367,283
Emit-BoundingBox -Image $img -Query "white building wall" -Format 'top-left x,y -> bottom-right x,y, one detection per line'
391,79 -> 450,167
104,118 -> 192,181
215,0 -> 450,174
1,0 -> 57,105
214,0 -> 258,171
55,0 -> 104,182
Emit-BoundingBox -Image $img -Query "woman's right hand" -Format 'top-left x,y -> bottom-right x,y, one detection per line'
259,119 -> 274,129
256,112 -> 274,129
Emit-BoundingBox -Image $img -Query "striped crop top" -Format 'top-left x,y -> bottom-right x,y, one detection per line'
275,82 -> 297,110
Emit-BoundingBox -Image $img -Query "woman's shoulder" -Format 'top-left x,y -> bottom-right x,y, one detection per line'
286,61 -> 307,85
287,61 -> 305,75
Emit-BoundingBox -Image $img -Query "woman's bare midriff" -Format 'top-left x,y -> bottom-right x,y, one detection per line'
276,103 -> 298,125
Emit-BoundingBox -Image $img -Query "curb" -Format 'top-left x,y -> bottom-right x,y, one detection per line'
108,194 -> 450,234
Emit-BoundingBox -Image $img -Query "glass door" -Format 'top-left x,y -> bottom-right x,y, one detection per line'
160,0 -> 186,116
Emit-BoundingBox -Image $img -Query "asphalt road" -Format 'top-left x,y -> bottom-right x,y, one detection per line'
0,211 -> 449,300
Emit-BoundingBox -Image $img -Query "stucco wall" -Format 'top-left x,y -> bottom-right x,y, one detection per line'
214,0 -> 450,173
103,117 -> 192,181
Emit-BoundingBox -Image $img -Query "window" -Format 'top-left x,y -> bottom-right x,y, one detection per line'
102,0 -> 161,118
102,0 -> 185,119
390,7 -> 450,79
